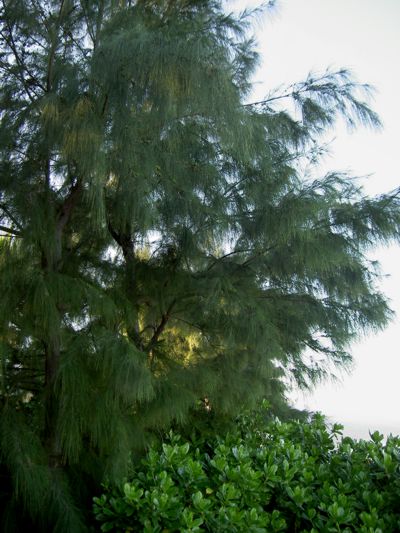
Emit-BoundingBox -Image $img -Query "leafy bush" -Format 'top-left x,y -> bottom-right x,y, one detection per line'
93,408 -> 400,532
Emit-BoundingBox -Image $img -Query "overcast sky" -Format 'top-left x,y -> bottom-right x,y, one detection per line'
232,0 -> 400,438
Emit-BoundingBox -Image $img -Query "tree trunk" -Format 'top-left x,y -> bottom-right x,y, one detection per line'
43,180 -> 82,467
108,223 -> 143,349
44,333 -> 62,468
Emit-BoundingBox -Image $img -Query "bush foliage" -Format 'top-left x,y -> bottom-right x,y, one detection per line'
94,406 -> 400,532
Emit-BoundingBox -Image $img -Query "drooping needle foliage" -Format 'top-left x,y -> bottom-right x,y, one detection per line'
0,0 -> 399,530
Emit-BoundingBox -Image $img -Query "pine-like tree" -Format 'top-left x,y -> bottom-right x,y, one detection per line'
1,0 -> 399,529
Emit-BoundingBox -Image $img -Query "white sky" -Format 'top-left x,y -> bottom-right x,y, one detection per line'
231,0 -> 400,438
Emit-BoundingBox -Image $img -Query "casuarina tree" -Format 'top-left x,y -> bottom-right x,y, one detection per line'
0,0 -> 399,529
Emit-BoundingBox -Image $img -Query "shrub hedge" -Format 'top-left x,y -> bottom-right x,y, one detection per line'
93,408 -> 400,532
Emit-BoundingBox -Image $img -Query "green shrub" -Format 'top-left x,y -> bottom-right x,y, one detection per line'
93,408 -> 400,532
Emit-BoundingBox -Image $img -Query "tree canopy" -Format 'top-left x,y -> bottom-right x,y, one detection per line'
0,0 -> 399,530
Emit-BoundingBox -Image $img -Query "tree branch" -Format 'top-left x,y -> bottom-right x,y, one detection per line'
242,74 -> 335,108
146,299 -> 176,352
206,248 -> 251,271
0,224 -> 22,237
56,179 -> 83,234
0,203 -> 23,230
46,0 -> 66,92
0,27 -> 37,102
243,91 -> 295,108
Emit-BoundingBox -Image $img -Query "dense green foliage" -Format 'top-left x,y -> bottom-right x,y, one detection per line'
1,0 -> 400,529
94,407 -> 400,532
